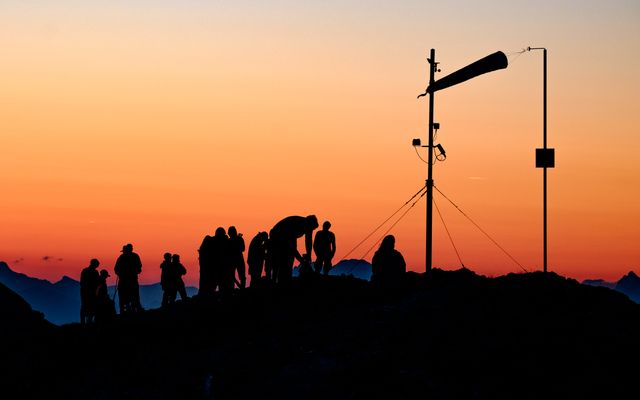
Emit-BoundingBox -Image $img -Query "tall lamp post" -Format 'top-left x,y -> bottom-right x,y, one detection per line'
417,49 -> 509,273
528,46 -> 554,273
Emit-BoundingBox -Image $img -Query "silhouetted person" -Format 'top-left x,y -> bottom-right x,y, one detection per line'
199,227 -> 231,295
313,221 -> 336,275
160,252 -> 173,307
95,269 -> 115,324
247,231 -> 268,287
228,226 -> 246,289
171,254 -> 188,302
198,232 -> 216,296
80,258 -> 100,324
371,235 -> 406,289
268,215 -> 319,285
114,243 -> 143,314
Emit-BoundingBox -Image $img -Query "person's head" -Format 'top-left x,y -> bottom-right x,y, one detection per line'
89,258 -> 100,269
172,254 -> 180,262
259,231 -> 268,241
122,243 -> 133,253
215,227 -> 227,237
163,252 -> 172,261
228,226 -> 237,237
379,235 -> 395,252
323,221 -> 331,231
99,269 -> 110,279
306,215 -> 319,231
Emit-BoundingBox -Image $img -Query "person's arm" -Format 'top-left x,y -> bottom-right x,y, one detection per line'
304,231 -> 313,261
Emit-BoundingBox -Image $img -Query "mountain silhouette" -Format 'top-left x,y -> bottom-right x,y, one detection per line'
614,271 -> 640,303
292,259 -> 373,281
2,268 -> 638,399
582,270 -> 640,304
328,258 -> 372,280
0,281 -> 53,347
0,261 -> 197,325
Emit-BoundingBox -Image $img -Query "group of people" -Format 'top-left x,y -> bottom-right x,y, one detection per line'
197,225 -> 248,295
198,216 -> 337,293
79,213 -> 409,323
160,252 -> 188,307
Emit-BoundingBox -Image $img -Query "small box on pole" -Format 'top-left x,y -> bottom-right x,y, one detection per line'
536,148 -> 555,168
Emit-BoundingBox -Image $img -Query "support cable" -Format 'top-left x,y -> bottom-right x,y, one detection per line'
433,197 -> 465,268
434,185 -> 528,273
340,185 -> 426,260
361,188 -> 427,260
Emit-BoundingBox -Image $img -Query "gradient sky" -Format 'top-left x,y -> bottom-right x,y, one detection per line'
1,1 -> 639,285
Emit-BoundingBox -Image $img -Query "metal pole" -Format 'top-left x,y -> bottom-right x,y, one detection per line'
426,48 -> 435,274
543,48 -> 548,273
529,46 -> 549,273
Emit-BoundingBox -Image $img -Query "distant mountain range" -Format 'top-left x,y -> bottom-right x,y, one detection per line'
0,261 -> 197,325
294,258 -> 373,281
581,271 -> 640,303
2,259 -> 638,325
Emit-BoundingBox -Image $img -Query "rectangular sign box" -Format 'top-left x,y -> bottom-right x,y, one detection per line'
536,148 -> 555,168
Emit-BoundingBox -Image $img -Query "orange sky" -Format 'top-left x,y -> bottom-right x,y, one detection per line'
1,1 -> 639,285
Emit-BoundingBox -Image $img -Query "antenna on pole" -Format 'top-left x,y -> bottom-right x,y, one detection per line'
416,49 -> 508,274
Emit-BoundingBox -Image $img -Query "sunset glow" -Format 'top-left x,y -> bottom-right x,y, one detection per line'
2,1 -> 639,285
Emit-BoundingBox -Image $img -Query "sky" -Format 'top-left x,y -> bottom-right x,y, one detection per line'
1,0 -> 639,285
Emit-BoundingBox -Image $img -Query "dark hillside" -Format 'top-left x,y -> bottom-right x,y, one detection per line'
2,270 -> 639,399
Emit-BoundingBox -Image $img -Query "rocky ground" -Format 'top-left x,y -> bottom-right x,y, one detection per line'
2,269 -> 639,399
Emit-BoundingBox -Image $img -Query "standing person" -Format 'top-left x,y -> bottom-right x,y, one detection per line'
114,243 -> 143,314
80,258 -> 100,324
228,226 -> 246,289
371,235 -> 406,289
313,221 -> 336,276
199,227 -> 231,295
170,254 -> 188,302
209,227 -> 232,295
160,252 -> 173,308
247,231 -> 268,287
268,215 -> 319,285
198,231 -> 215,296
95,269 -> 115,324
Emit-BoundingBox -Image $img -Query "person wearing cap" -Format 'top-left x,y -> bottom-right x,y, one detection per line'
114,243 -> 143,314
80,258 -> 100,324
95,269 -> 115,323
313,221 -> 336,276
268,215 -> 319,285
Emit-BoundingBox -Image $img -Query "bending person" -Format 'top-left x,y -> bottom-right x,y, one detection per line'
268,215 -> 319,285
